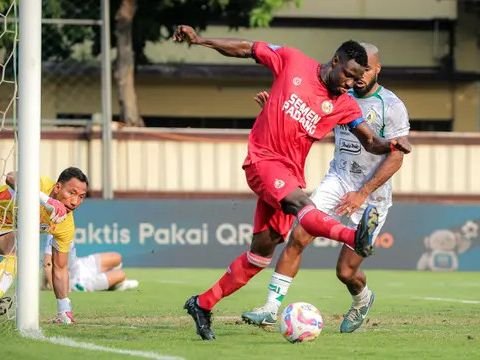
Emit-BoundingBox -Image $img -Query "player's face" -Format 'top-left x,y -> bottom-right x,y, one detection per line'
354,53 -> 381,97
328,58 -> 365,96
52,178 -> 88,213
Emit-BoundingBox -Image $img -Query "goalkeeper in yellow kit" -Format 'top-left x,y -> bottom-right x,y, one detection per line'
0,167 -> 88,324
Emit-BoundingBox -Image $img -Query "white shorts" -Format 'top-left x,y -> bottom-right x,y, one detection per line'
70,254 -> 108,292
310,173 -> 389,248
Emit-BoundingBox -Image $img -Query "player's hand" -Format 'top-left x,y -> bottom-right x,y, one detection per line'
173,25 -> 200,45
335,191 -> 368,217
254,91 -> 269,108
52,311 -> 75,324
40,193 -> 68,224
390,137 -> 411,154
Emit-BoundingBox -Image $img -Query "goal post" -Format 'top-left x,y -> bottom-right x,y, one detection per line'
16,0 -> 41,333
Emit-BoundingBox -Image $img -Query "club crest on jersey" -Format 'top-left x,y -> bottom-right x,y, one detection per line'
366,109 -> 377,124
274,179 -> 285,189
321,100 -> 333,114
292,77 -> 302,86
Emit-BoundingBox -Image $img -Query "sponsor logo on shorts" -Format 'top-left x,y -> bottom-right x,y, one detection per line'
339,138 -> 361,155
274,179 -> 285,189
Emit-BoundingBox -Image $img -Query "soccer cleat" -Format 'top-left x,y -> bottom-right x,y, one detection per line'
340,291 -> 375,333
0,296 -> 13,316
184,295 -> 215,340
241,307 -> 277,326
354,205 -> 379,257
53,311 -> 75,324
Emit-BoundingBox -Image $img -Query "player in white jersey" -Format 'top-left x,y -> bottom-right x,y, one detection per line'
242,43 -> 410,333
43,235 -> 139,293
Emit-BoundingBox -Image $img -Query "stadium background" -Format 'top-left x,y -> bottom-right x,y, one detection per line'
1,0 -> 479,272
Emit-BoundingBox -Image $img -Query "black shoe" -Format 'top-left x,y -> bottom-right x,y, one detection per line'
354,205 -> 379,257
184,295 -> 215,340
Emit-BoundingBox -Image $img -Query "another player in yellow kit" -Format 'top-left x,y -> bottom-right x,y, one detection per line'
0,167 -> 88,323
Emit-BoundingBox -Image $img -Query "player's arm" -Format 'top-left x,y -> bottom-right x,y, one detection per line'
351,122 -> 411,155
51,246 -> 69,299
173,25 -> 253,58
336,143 -> 405,215
5,171 -> 67,223
254,91 -> 270,108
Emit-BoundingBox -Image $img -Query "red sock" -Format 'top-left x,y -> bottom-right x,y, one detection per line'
197,252 -> 268,310
298,205 -> 355,247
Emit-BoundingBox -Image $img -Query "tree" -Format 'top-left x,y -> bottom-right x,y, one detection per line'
42,0 -> 300,127
111,0 -> 299,127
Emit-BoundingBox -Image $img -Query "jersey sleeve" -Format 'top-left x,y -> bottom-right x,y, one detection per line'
252,41 -> 292,76
383,100 -> 410,139
50,214 -> 75,253
338,97 -> 364,127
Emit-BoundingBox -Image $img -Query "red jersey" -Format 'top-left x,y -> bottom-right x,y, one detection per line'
243,42 -> 363,187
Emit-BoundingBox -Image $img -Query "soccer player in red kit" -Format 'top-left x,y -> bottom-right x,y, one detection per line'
173,25 -> 411,340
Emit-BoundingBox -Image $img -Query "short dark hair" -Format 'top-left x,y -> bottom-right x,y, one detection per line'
57,167 -> 89,187
335,40 -> 368,67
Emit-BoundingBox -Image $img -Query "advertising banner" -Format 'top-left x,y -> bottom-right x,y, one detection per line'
69,199 -> 480,271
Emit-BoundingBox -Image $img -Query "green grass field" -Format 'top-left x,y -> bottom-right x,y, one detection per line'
2,268 -> 480,359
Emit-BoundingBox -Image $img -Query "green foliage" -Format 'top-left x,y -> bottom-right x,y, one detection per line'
41,0 -> 299,63
250,0 -> 300,27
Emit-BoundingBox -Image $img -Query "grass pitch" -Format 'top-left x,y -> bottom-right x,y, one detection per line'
2,269 -> 480,359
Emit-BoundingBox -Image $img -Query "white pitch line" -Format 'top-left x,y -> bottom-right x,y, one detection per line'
22,330 -> 184,360
414,296 -> 480,304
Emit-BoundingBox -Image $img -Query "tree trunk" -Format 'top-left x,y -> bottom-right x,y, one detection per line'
114,0 -> 144,127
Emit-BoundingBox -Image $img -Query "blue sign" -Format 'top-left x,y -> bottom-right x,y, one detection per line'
69,199 -> 480,271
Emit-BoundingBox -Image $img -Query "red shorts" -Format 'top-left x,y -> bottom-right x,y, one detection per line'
244,161 -> 300,238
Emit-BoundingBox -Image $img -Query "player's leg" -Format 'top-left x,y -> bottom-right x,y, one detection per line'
184,162 -> 296,340
98,252 -> 123,272
243,174 -> 344,325
184,225 -> 284,340
283,188 -> 379,257
242,224 -> 314,325
83,269 -> 138,292
338,208 -> 388,333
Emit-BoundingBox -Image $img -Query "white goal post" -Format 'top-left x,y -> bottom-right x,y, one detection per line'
16,0 -> 41,333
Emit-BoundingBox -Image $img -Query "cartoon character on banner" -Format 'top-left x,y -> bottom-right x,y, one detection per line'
417,220 -> 479,271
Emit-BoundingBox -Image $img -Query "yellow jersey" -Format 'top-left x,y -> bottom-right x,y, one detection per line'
0,176 -> 75,253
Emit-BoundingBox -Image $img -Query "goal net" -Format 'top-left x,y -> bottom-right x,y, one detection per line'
0,0 -> 18,323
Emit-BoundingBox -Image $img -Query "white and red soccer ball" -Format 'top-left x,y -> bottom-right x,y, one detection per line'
279,302 -> 324,343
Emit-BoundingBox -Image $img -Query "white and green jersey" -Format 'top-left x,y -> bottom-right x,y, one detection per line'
328,86 -> 410,210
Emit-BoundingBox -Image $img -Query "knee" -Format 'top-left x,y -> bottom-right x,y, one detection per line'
113,252 -> 123,265
250,230 -> 283,257
336,264 -> 355,283
286,226 -> 311,252
281,194 -> 312,215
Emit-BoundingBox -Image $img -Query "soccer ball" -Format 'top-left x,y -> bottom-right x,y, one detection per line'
279,302 -> 323,343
